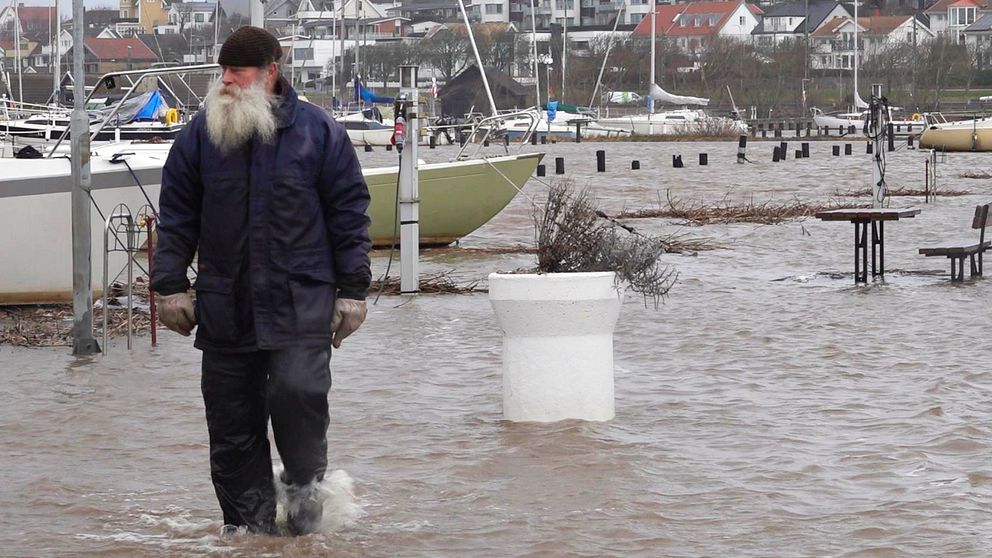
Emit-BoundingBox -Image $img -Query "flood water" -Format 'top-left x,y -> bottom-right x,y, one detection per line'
1,140 -> 990,557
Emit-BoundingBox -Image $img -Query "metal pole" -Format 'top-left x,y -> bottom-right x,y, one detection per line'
14,2 -> 23,103
398,65 -> 420,294
648,0 -> 655,115
561,0 -> 567,102
457,0 -> 498,117
54,0 -> 61,102
71,0 -> 99,355
145,215 -> 157,347
530,0 -> 540,108
250,0 -> 264,28
871,83 -> 884,208
331,4 -> 337,106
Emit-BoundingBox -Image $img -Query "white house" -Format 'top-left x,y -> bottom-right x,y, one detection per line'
631,1 -> 763,55
925,0 -> 988,41
810,16 -> 934,70
751,0 -> 850,45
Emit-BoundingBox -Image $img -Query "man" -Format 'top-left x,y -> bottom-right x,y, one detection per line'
150,26 -> 371,536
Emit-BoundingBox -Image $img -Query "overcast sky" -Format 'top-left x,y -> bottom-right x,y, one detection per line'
17,0 -> 251,20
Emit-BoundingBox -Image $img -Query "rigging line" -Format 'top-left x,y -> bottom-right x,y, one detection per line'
373,151 -> 402,305
483,157 -> 541,208
112,154 -> 158,216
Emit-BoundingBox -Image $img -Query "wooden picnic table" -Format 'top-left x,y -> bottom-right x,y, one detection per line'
815,208 -> 922,283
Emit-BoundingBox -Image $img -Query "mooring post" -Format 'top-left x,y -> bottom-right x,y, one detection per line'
737,135 -> 747,164
596,150 -> 605,172
555,157 -> 565,174
397,65 -> 421,294
698,153 -> 708,166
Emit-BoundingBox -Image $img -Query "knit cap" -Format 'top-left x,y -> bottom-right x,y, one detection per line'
218,26 -> 283,67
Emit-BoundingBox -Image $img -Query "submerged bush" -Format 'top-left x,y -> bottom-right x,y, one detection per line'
534,180 -> 677,305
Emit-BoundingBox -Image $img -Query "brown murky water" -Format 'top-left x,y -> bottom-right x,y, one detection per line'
1,140 -> 990,557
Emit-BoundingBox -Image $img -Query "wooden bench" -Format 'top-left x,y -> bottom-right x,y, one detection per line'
919,204 -> 991,281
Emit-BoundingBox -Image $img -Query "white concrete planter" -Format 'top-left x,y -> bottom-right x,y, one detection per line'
488,271 -> 623,422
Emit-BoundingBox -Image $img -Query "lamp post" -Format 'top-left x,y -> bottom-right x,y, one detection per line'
801,77 -> 810,117
538,53 -> 553,103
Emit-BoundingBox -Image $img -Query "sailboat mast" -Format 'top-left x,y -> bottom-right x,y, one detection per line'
561,1 -> 567,101
530,0 -> 539,107
648,1 -> 655,114
54,0 -> 60,103
331,1 -> 337,105
14,1 -> 23,103
589,0 -> 625,108
853,0 -> 858,110
457,0 -> 497,117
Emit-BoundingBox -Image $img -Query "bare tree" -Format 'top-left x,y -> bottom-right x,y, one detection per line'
418,28 -> 470,81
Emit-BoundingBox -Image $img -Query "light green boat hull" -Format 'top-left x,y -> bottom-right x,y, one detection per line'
364,152 -> 542,246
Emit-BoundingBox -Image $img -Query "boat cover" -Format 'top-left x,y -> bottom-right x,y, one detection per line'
353,77 -> 394,104
101,90 -> 171,124
650,83 -> 708,107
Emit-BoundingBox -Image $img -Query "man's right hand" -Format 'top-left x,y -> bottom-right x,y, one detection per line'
158,292 -> 196,336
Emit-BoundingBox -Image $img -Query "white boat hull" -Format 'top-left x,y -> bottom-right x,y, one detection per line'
0,143 -> 541,303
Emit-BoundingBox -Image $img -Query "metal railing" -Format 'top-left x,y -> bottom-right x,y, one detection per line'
46,63 -> 221,157
455,107 -> 541,161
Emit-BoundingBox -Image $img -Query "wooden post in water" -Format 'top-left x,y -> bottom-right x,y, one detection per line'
555,157 -> 565,174
596,150 -> 605,172
737,135 -> 747,164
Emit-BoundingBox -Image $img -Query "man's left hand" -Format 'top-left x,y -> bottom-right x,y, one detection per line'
331,298 -> 367,348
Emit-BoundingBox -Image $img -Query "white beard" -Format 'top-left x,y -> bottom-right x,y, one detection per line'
204,76 -> 277,154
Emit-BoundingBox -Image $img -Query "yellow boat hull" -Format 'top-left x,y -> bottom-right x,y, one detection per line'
364,152 -> 542,246
919,123 -> 992,152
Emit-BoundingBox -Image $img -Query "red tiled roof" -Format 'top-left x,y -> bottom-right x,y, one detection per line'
83,37 -> 159,61
811,16 -> 849,36
631,1 -> 749,38
925,0 -> 985,13
16,6 -> 57,27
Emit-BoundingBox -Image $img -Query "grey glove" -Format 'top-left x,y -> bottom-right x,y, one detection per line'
331,298 -> 367,348
158,292 -> 196,336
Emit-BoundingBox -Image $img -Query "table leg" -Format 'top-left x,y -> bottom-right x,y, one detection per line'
871,220 -> 885,277
854,221 -> 868,283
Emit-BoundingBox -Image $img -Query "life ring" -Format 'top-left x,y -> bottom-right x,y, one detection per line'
911,113 -> 922,122
165,108 -> 179,125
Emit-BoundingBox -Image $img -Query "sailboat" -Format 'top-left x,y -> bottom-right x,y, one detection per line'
0,64 -> 542,303
596,5 -> 747,137
919,114 -> 992,152
811,6 -> 925,137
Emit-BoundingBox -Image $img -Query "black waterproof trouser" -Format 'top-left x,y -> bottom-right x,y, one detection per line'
201,345 -> 332,534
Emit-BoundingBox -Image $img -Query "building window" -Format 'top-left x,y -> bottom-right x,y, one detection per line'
679,15 -> 686,27
194,13 -> 205,22
294,47 -> 313,60
739,15 -> 744,25
950,6 -> 976,26
485,3 -> 503,14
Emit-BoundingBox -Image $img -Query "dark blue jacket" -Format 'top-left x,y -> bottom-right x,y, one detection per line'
151,80 -> 372,352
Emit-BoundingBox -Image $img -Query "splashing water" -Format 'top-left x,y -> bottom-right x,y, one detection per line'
273,465 -> 363,534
